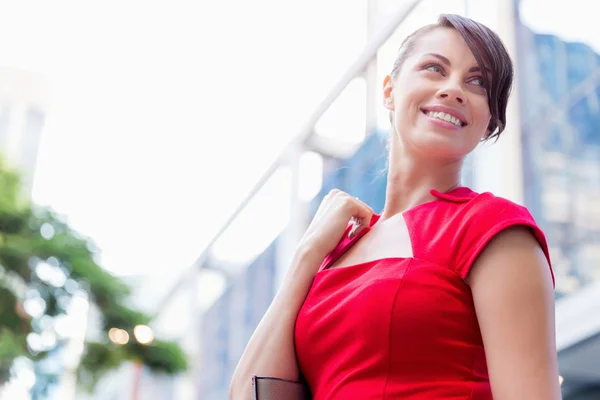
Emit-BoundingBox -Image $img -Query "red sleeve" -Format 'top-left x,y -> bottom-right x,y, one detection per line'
453,194 -> 555,288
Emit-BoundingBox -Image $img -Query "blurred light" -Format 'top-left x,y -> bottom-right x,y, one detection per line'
27,257 -> 40,270
133,325 -> 154,345
26,333 -> 44,353
299,151 -> 323,202
64,279 -> 79,294
57,295 -> 71,311
37,354 -> 62,375
35,260 -> 67,288
108,328 -> 129,345
25,287 -> 43,298
11,357 -> 36,391
0,379 -> 30,400
46,256 -> 60,267
559,375 -> 564,386
63,340 -> 85,369
52,314 -> 71,339
41,330 -> 57,349
70,290 -> 90,314
35,261 -> 54,282
49,270 -> 67,287
23,297 -> 46,319
38,315 -> 53,331
40,223 -> 55,240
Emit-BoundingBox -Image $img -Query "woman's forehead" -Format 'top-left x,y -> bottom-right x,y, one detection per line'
410,28 -> 478,65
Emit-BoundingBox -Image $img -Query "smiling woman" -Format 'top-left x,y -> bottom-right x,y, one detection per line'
383,14 -> 513,164
230,13 -> 561,400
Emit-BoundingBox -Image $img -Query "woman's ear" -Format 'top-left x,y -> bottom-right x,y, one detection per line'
383,75 -> 395,111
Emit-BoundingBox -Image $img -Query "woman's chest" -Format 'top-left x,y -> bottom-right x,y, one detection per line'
295,259 -> 482,387
326,215 -> 414,270
303,259 -> 473,329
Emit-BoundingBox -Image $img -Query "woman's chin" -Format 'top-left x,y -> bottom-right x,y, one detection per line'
414,137 -> 473,162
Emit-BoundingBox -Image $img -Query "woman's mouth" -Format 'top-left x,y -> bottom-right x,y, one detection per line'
421,109 -> 465,127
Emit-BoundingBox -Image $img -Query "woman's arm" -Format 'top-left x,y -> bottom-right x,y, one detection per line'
468,226 -> 562,400
229,190 -> 374,400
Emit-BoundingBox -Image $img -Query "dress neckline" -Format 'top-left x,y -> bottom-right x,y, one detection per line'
318,186 -> 477,272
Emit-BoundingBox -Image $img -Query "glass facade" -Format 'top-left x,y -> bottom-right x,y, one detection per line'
516,8 -> 600,298
199,242 -> 277,400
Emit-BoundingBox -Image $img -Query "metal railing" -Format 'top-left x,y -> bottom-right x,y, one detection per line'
153,0 -> 425,318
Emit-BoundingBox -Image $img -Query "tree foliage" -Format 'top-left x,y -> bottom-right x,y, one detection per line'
0,158 -> 187,392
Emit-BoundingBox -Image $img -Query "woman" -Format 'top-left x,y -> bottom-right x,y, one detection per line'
230,14 -> 561,400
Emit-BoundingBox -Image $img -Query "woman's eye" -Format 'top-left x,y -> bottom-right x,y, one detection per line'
425,64 -> 443,74
471,77 -> 485,87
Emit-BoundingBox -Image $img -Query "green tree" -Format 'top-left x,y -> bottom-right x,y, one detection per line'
0,158 -> 187,396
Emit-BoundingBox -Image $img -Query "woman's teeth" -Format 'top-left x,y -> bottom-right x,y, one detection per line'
426,111 -> 463,127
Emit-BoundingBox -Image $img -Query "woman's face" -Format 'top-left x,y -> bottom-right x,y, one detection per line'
384,27 -> 492,161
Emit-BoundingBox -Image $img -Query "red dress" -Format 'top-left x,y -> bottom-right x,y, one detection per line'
294,187 -> 554,399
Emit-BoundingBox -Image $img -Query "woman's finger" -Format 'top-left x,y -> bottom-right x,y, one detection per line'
348,198 -> 374,238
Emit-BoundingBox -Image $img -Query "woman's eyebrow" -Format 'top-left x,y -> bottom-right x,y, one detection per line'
423,53 -> 451,66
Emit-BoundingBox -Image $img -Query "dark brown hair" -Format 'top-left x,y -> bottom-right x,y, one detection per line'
390,14 -> 514,141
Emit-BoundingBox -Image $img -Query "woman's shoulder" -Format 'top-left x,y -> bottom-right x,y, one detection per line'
406,186 -> 540,239
428,188 -> 550,277
411,186 -> 550,280
430,185 -> 535,222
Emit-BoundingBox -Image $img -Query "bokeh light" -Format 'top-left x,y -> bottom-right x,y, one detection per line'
133,325 -> 154,345
40,223 -> 55,240
108,328 -> 129,345
23,297 -> 46,319
11,357 -> 36,390
35,259 -> 67,288
52,313 -> 71,339
41,330 -> 57,349
26,333 -> 44,353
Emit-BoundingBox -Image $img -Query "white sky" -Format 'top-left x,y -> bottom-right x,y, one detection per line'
8,0 -> 368,278
0,0 -> 594,281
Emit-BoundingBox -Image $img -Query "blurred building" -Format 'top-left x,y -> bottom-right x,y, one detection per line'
0,66 -> 50,195
141,1 -> 600,400
516,14 -> 600,399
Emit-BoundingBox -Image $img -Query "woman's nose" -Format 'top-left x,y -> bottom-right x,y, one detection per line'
438,91 -> 465,104
436,80 -> 466,105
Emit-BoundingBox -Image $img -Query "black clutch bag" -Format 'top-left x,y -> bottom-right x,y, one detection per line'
252,375 -> 312,400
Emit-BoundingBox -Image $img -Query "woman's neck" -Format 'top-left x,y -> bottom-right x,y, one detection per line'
380,146 -> 462,220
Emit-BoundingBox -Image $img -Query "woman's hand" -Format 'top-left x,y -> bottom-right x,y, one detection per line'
292,189 -> 374,276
